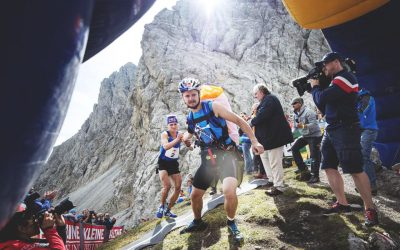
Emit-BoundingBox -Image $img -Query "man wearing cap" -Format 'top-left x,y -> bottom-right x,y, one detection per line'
290,97 -> 322,183
156,114 -> 183,219
310,52 -> 378,226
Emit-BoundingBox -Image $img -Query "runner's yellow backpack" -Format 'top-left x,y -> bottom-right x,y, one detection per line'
200,84 -> 240,145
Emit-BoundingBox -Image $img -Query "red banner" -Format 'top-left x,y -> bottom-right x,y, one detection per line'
65,221 -> 124,250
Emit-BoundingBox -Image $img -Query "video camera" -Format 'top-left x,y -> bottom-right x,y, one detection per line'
291,57 -> 357,96
291,64 -> 330,96
0,192 -> 74,241
24,192 -> 75,222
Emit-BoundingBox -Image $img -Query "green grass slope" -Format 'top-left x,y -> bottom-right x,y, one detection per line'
100,168 -> 400,250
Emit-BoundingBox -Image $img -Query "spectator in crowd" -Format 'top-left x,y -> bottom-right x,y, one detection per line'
103,214 -> 116,230
76,209 -> 85,222
85,210 -> 96,224
249,103 -> 267,179
186,176 -> 194,205
77,209 -> 93,224
64,208 -> 79,223
239,112 -> 254,174
310,52 -> 378,226
103,213 -> 117,242
316,108 -> 326,133
95,213 -> 105,225
290,97 -> 322,183
186,174 -> 193,197
357,89 -> 379,195
250,83 -> 294,195
176,190 -> 187,203
253,154 -> 267,179
89,211 -> 97,224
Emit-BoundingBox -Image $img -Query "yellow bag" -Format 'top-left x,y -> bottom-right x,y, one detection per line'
200,85 -> 224,100
200,84 -> 239,145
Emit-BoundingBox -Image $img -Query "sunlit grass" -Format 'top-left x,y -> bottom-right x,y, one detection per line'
99,219 -> 160,250
100,166 -> 399,249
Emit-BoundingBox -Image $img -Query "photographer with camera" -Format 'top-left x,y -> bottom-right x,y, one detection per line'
0,209 -> 66,249
309,52 -> 378,226
290,97 -> 322,183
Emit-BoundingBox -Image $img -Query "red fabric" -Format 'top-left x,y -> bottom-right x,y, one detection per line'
0,228 -> 65,250
332,76 -> 358,93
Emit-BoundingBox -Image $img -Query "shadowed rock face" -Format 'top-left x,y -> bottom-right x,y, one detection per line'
36,0 -> 329,228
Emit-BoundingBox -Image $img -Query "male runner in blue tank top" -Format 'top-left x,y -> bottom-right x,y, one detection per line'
156,115 -> 183,219
177,78 -> 264,244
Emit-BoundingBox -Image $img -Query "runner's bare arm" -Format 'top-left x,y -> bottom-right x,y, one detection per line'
161,131 -> 183,150
212,102 -> 264,154
183,132 -> 193,148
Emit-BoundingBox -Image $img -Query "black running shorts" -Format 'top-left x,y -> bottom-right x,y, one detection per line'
193,148 -> 244,190
157,159 -> 180,176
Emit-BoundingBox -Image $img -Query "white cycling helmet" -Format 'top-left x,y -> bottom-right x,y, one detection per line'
178,78 -> 201,93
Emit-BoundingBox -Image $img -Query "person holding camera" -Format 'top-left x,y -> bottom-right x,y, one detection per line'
310,52 -> 378,226
290,97 -> 322,183
0,210 -> 66,249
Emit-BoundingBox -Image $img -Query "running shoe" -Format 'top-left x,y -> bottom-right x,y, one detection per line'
364,208 -> 379,227
323,202 -> 351,216
156,204 -> 164,218
164,208 -> 177,218
180,220 -> 208,234
227,220 -> 244,245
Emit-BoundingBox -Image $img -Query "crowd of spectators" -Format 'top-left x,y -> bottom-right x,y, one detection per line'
198,51 -> 381,227
63,208 -> 116,229
0,188 -> 119,249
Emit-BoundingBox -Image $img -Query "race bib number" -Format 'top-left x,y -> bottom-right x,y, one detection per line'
165,147 -> 179,159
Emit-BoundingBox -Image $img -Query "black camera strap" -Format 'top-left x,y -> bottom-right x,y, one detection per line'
295,109 -> 306,122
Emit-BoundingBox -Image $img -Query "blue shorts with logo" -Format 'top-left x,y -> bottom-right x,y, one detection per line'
320,123 -> 363,174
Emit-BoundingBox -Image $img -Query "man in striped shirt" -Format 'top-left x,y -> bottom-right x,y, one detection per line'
310,52 -> 378,227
